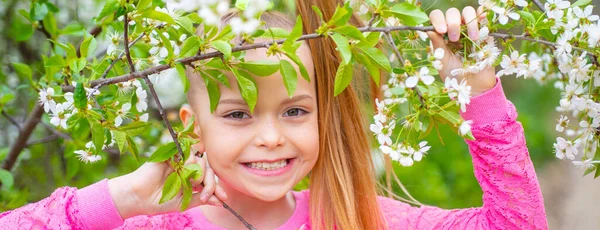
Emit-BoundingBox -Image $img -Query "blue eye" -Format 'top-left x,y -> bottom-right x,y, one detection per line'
224,111 -> 250,120
283,108 -> 307,117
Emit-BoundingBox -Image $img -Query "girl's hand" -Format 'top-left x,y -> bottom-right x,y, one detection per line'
108,153 -> 228,219
427,6 -> 497,96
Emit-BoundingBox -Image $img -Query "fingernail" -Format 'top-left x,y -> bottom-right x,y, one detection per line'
201,193 -> 209,202
450,33 -> 458,41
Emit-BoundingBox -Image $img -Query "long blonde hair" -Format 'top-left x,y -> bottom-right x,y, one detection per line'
295,1 -> 387,229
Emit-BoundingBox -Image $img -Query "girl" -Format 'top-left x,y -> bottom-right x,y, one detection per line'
0,0 -> 548,229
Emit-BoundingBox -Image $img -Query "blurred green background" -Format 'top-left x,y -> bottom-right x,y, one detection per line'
0,0 -> 598,229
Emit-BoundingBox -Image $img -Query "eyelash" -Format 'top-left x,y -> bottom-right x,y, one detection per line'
223,108 -> 308,120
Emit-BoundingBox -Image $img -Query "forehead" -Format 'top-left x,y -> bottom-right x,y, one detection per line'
192,42 -> 316,112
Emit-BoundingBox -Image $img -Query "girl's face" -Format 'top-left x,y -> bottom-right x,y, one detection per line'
183,43 -> 319,202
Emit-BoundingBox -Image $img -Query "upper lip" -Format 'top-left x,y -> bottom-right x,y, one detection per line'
242,157 -> 294,163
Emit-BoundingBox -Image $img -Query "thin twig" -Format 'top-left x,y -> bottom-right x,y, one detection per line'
61,25 -> 596,93
2,111 -> 21,131
41,122 -> 72,140
383,31 -> 426,106
26,134 -> 59,147
532,0 -> 545,12
123,13 -> 256,229
222,203 -> 257,230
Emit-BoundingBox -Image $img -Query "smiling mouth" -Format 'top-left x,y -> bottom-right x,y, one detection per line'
244,158 -> 293,171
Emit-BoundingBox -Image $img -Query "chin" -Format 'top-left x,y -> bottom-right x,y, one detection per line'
248,183 -> 295,202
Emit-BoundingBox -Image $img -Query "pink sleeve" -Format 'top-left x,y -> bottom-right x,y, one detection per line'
0,178 -> 198,229
0,179 -> 125,229
379,77 -> 548,229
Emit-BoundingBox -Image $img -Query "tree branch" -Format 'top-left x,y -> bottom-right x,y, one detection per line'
2,104 -> 44,171
382,31 -> 426,106
2,111 -> 21,131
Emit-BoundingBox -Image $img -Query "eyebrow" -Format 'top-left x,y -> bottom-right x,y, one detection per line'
218,94 -> 313,106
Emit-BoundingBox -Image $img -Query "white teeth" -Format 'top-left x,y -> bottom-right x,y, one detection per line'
246,159 -> 288,170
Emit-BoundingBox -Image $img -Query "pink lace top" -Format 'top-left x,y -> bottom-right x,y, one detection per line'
0,78 -> 548,229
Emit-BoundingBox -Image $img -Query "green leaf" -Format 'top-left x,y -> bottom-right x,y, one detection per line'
200,72 -> 221,113
69,58 -> 87,73
175,17 -> 195,34
0,169 -> 14,190
331,33 -> 352,65
137,0 -> 153,10
90,121 -> 105,153
180,180 -> 193,211
97,0 -> 120,22
31,2 -> 49,21
334,62 -> 354,96
437,109 -> 461,125
354,51 -> 380,86
158,31 -> 174,57
141,9 -> 176,24
262,28 -> 290,39
356,46 -> 391,72
119,122 -> 151,136
387,3 -> 429,26
517,11 -> 535,26
312,6 -> 324,21
235,0 -> 249,10
205,69 -> 230,88
126,136 -> 140,162
239,60 -> 280,77
333,25 -> 366,41
42,12 -> 58,37
12,63 -> 33,85
211,40 -> 232,59
279,60 -> 298,97
74,82 -> 88,110
9,15 -> 34,41
572,0 -> 592,7
283,16 -> 303,52
149,142 -> 178,162
80,35 -> 97,58
160,172 -> 182,204
283,52 -> 310,82
327,1 -> 352,27
113,130 -> 127,154
184,164 -> 203,180
176,63 -> 190,92
232,69 -> 258,113
179,36 -> 200,58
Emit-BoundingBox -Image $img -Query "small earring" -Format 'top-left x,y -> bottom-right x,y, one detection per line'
194,151 -> 205,158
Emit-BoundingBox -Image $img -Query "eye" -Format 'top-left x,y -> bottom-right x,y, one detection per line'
224,111 -> 250,120
283,108 -> 307,117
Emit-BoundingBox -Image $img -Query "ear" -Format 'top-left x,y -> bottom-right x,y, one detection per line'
179,105 -> 205,153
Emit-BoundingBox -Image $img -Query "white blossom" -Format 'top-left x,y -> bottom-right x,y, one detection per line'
445,77 -> 471,112
115,103 -> 131,127
554,137 -> 578,160
556,115 -> 569,132
405,67 -> 434,88
573,5 -> 599,22
74,149 -> 102,164
497,51 -> 527,77
492,6 -> 520,25
459,120 -> 473,136
50,103 -> 71,129
136,87 -> 148,112
545,0 -> 570,19
229,17 -> 261,35
39,88 -> 57,113
413,141 -> 430,162
572,158 -> 598,170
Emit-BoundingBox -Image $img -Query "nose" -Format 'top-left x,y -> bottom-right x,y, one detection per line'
254,116 -> 286,150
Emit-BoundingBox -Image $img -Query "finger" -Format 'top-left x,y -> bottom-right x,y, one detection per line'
446,8 -> 462,42
429,10 -> 447,34
206,195 -> 223,207
200,167 -> 216,203
462,6 -> 479,41
426,31 -> 446,52
213,181 -> 228,201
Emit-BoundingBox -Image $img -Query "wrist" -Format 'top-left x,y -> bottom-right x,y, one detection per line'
108,174 -> 140,219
